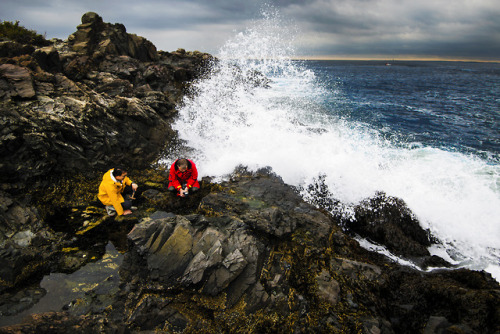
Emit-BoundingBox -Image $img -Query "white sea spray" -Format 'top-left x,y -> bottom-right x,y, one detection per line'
165,7 -> 500,282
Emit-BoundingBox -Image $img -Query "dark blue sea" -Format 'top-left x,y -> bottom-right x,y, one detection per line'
307,60 -> 500,161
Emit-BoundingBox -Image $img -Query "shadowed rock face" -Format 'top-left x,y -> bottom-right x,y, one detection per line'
350,192 -> 432,257
0,11 -> 211,301
0,12 -> 212,188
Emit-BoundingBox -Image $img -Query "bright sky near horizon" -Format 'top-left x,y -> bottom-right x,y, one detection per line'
1,0 -> 499,61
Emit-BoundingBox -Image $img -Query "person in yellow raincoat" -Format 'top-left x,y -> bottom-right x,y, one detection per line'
98,167 -> 138,216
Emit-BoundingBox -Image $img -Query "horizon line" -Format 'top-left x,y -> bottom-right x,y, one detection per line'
292,55 -> 500,63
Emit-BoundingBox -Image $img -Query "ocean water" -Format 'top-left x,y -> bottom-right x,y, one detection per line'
165,11 -> 500,281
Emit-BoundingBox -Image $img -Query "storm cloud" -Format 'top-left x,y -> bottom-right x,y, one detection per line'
1,0 -> 499,60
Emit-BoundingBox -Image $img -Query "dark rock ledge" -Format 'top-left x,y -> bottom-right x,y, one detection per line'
0,13 -> 498,334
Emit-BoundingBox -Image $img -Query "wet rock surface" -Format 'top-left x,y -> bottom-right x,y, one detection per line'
0,12 -> 499,334
350,192 -> 433,258
1,169 -> 498,333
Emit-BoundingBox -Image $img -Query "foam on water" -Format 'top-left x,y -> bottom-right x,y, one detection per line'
165,8 -> 500,281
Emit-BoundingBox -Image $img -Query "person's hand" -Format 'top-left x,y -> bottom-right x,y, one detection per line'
180,187 -> 189,197
132,183 -> 138,191
123,209 -> 133,215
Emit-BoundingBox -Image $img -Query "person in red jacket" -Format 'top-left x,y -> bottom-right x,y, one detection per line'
168,158 -> 200,197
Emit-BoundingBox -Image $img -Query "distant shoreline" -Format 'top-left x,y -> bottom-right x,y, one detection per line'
292,56 -> 500,63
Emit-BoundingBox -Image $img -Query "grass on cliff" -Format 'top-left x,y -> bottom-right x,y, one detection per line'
0,20 -> 49,46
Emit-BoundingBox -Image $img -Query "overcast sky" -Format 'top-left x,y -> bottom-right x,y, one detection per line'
1,0 -> 499,61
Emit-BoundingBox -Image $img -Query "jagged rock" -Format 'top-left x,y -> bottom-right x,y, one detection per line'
32,46 -> 62,72
124,211 -> 265,308
199,168 -> 331,242
147,217 -> 194,281
10,231 -> 36,247
331,258 -> 382,281
241,207 -> 295,237
68,12 -> 158,62
315,269 -> 340,305
350,192 -> 433,258
424,316 -> 451,334
182,239 -> 223,285
204,249 -> 247,295
380,268 -> 500,333
360,317 -> 394,334
0,64 -> 35,99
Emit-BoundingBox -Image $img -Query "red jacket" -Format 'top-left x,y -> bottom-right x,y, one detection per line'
168,159 -> 200,190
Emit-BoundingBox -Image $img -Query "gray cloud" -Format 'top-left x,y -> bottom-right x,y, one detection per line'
1,0 -> 498,60
284,0 -> 500,59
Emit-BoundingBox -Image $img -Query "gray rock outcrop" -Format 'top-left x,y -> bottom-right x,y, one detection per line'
68,12 -> 158,62
0,12 -> 212,188
0,11 -> 211,294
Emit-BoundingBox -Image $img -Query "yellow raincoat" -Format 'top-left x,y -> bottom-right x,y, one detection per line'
98,169 -> 133,215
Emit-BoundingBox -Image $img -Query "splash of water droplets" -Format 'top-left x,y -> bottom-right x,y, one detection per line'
163,7 -> 500,282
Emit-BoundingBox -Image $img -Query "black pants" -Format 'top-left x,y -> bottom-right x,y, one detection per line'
168,183 -> 199,193
121,185 -> 139,210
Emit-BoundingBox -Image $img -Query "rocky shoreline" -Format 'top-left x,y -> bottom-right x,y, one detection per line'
1,13 -> 499,333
